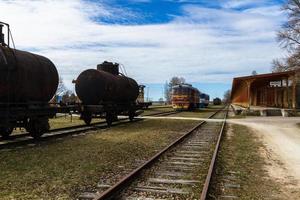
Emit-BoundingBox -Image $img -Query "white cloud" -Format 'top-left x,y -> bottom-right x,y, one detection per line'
0,0 -> 286,91
221,0 -> 275,9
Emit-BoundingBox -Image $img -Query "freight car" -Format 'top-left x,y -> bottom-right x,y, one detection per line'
171,84 -> 200,110
74,61 -> 140,126
0,21 -> 69,138
199,93 -> 210,108
137,85 -> 152,109
213,97 -> 222,105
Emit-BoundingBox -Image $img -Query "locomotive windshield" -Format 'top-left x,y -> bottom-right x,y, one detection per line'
172,86 -> 191,95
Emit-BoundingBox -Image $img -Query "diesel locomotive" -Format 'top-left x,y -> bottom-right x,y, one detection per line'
171,84 -> 200,110
213,97 -> 222,105
200,93 -> 210,108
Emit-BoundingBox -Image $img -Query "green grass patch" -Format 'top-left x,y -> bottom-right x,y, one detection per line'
208,124 -> 281,199
0,119 -> 198,200
49,115 -> 102,130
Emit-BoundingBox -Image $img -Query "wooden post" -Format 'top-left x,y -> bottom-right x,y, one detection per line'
292,76 -> 297,109
246,79 -> 254,109
286,77 -> 289,108
281,79 -> 284,108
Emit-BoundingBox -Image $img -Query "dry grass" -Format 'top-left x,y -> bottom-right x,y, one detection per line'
141,106 -> 174,115
0,119 -> 198,200
49,115 -> 103,130
208,124 -> 281,199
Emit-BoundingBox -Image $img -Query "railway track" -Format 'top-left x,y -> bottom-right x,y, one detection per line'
142,110 -> 180,117
78,107 -> 227,200
0,110 -> 180,150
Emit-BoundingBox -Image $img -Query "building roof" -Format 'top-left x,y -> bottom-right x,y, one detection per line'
233,70 -> 297,81
231,69 -> 299,101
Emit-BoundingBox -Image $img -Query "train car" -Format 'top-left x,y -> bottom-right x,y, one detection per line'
200,93 -> 210,108
171,84 -> 200,110
137,85 -> 152,109
0,22 -> 69,139
74,61 -> 140,126
213,97 -> 222,105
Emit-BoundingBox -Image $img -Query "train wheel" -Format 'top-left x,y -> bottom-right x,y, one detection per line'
82,114 -> 92,125
129,111 -> 135,122
27,118 -> 49,139
106,112 -> 113,127
0,127 -> 13,139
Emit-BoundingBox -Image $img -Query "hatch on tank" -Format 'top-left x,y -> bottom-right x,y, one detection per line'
97,61 -> 119,75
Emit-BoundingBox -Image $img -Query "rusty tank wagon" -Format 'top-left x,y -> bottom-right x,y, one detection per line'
0,22 -> 60,138
0,21 -> 142,140
75,61 -> 140,125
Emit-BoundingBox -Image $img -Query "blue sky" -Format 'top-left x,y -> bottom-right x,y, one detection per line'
0,0 -> 287,100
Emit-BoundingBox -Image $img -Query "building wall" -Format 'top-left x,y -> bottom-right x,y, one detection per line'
232,71 -> 300,109
231,80 -> 249,107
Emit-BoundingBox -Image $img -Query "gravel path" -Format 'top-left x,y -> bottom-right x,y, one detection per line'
230,117 -> 300,178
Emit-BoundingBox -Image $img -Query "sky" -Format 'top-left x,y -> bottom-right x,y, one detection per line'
0,0 -> 287,100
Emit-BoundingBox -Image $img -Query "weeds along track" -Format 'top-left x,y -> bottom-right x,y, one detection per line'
80,107 -> 227,200
0,110 -> 180,150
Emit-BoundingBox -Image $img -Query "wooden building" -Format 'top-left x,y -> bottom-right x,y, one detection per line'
231,70 -> 300,109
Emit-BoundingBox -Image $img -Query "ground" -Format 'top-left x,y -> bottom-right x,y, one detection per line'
209,123 -> 283,199
227,116 -> 300,198
0,116 -> 203,200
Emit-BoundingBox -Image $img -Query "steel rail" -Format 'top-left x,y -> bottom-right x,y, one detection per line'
0,121 -> 106,141
142,110 -> 179,117
200,106 -> 229,200
0,110 -> 179,149
1,110 -> 178,141
93,108 -> 224,200
0,118 -> 142,150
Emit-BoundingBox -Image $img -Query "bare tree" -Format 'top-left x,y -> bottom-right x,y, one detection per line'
273,0 -> 300,72
56,76 -> 68,96
272,51 -> 300,72
164,81 -> 170,103
164,77 -> 186,103
223,90 -> 231,104
278,0 -> 300,51
251,70 -> 258,75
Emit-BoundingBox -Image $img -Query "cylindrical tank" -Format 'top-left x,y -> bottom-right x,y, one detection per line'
75,62 -> 139,105
0,46 -> 59,103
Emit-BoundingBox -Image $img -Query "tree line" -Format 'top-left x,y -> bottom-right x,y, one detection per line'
273,0 -> 300,72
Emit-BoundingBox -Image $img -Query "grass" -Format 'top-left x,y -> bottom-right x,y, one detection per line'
173,105 -> 224,118
208,124 -> 281,199
141,106 -> 174,115
10,115 -> 102,135
49,115 -> 102,130
0,119 -> 198,200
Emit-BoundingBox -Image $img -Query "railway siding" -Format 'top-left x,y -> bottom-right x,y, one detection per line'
0,117 -> 200,200
89,108 -> 227,200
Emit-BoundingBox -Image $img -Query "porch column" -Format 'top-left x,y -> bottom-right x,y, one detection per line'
286,77 -> 289,108
292,76 -> 297,109
246,79 -> 254,109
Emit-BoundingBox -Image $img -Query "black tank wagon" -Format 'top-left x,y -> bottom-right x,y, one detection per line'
75,61 -> 140,126
0,22 -> 63,138
0,21 -> 142,139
